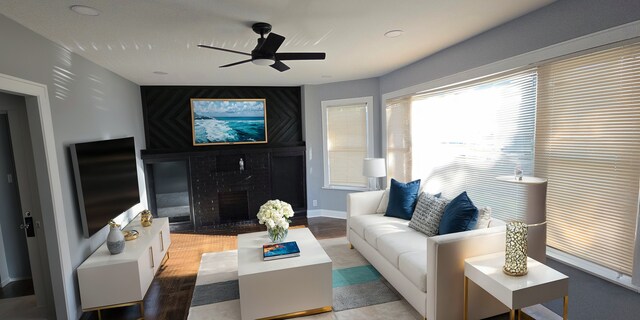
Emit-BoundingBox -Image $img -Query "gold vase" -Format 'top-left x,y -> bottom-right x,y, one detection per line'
140,210 -> 153,227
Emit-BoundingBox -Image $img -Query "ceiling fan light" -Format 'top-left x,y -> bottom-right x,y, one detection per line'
252,58 -> 275,66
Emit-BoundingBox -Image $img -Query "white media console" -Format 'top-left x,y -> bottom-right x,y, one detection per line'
77,217 -> 171,318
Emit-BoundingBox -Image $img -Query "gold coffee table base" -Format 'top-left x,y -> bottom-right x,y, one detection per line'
257,306 -> 333,320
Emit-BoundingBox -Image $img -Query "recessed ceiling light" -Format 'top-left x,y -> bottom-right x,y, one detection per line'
384,30 -> 404,38
321,75 -> 332,78
153,71 -> 168,75
70,5 -> 101,16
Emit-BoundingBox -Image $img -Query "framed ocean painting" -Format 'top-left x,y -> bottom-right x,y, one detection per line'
191,98 -> 268,146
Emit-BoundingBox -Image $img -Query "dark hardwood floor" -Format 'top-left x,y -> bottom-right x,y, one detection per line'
88,216 -> 346,320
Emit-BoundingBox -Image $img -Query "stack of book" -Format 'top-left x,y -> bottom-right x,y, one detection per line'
263,241 -> 300,261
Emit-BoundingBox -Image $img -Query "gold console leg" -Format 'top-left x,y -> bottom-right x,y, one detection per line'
139,300 -> 145,320
349,243 -> 354,249
463,276 -> 468,320
563,296 -> 568,320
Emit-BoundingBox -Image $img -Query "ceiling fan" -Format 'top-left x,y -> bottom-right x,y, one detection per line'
198,22 -> 326,72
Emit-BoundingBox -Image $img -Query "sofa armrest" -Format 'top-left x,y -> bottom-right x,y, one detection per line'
346,190 -> 385,242
347,190 -> 385,218
426,226 -> 508,320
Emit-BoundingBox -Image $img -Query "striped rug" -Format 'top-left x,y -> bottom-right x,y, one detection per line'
187,237 -> 422,320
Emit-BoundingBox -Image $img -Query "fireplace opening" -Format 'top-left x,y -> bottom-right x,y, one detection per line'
218,191 -> 249,224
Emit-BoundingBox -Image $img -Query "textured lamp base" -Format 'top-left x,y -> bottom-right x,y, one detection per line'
504,221 -> 528,276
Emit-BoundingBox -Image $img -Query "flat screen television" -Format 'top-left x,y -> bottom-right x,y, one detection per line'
70,137 -> 140,238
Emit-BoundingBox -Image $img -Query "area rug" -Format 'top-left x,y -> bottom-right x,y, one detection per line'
187,237 -> 423,320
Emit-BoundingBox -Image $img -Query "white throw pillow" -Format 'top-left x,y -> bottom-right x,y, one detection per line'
475,206 -> 492,229
376,189 -> 390,214
408,192 -> 450,237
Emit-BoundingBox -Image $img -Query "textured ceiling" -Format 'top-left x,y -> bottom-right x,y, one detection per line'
0,0 -> 554,86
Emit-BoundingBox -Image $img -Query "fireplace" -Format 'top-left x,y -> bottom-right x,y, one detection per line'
142,147 -> 306,231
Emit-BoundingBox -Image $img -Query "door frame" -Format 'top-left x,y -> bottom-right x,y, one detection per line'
0,73 -> 72,319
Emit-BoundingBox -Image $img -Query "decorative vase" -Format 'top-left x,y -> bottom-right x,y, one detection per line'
267,226 -> 288,243
107,220 -> 125,255
140,210 -> 153,227
504,221 -> 528,276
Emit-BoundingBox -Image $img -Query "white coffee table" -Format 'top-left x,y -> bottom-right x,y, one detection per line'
464,252 -> 568,320
237,228 -> 333,320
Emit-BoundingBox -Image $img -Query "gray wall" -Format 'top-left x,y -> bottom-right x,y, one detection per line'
303,78 -> 380,212
0,14 -> 146,319
380,0 -> 640,95
0,111 -> 31,280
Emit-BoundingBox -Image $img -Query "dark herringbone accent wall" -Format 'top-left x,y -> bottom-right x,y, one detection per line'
141,86 -> 303,151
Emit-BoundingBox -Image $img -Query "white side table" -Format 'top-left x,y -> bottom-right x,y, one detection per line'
464,252 -> 568,320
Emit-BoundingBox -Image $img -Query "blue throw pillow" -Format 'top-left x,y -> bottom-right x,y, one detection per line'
385,179 -> 421,220
438,191 -> 479,235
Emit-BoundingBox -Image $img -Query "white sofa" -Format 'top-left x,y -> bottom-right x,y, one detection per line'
347,190 -> 509,320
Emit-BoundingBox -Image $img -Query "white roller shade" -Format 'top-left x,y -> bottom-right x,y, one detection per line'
536,43 -> 640,275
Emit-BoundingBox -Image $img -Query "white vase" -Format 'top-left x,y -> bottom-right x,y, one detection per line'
107,223 -> 125,255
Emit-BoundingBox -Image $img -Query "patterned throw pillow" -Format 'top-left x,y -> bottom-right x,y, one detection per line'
409,192 -> 450,237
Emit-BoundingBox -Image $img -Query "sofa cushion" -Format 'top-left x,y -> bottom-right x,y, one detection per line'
385,179 -> 421,220
398,251 -> 428,292
409,192 -> 450,236
349,214 -> 408,239
376,231 -> 427,268
363,220 -> 412,249
439,191 -> 479,235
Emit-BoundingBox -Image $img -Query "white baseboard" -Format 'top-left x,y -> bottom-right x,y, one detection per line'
306,209 -> 346,219
547,246 -> 640,293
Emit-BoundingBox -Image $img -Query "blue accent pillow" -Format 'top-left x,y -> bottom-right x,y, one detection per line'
385,179 -> 421,220
438,191 -> 479,235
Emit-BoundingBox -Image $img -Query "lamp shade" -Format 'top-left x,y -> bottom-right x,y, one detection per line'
363,158 -> 386,178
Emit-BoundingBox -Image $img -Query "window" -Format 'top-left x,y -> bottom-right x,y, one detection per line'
536,43 -> 640,275
386,70 -> 537,221
322,97 -> 374,190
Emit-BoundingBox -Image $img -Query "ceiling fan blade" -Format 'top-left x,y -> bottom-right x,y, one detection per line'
198,44 -> 251,56
258,33 -> 285,53
271,60 -> 290,72
275,52 -> 326,60
219,59 -> 253,68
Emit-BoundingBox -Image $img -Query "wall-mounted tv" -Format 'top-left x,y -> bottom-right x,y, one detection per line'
70,137 -> 140,238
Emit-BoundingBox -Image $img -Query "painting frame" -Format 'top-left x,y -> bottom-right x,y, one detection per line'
190,98 -> 268,146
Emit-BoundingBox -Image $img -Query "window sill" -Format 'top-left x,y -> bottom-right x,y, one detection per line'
322,186 -> 369,192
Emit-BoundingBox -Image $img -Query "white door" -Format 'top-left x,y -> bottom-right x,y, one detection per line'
1,101 -> 47,307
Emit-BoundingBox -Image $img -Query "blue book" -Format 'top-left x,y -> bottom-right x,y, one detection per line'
263,241 -> 301,261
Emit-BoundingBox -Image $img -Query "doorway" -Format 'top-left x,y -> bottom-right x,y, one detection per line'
0,95 -> 48,318
0,72 -> 73,320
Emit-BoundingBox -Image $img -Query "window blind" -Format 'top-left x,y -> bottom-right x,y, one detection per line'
386,70 -> 537,221
535,43 -> 640,275
386,98 -> 412,186
325,103 -> 369,188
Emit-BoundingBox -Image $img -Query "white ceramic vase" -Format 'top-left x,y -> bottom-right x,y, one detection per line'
107,222 -> 125,255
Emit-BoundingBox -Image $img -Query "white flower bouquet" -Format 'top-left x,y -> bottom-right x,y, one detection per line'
257,199 -> 294,242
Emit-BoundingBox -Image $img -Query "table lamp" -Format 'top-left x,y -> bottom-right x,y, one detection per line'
495,176 -> 548,276
363,158 -> 386,190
